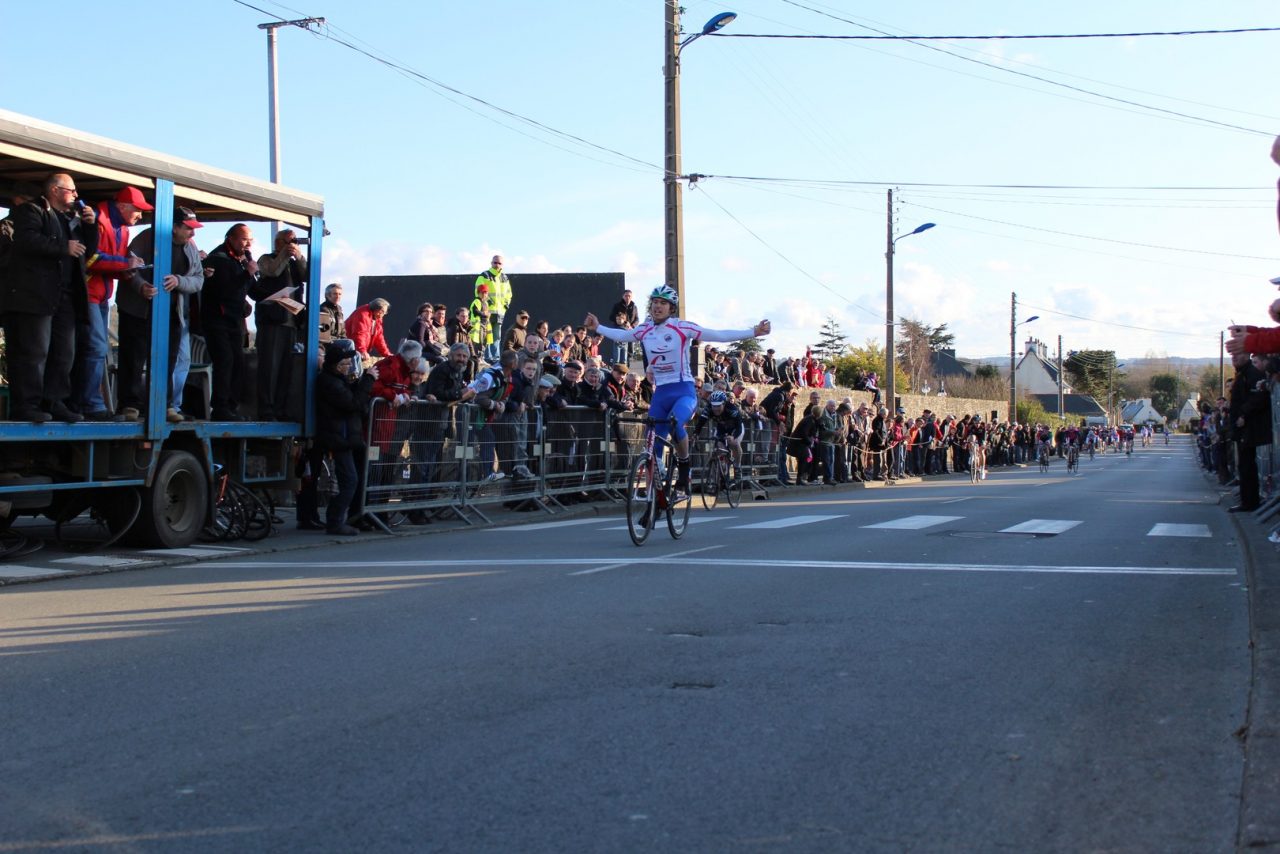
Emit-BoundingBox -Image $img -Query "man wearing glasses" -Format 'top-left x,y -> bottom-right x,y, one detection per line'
2,173 -> 97,422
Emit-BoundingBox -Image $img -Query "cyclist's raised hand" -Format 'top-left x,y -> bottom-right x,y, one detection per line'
753,319 -> 771,337
584,312 -> 599,332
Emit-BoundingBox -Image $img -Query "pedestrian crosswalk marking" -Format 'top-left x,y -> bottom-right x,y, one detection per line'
999,519 -> 1083,535
1147,523 -> 1212,538
505,518 -> 622,532
139,547 -> 250,558
601,516 -> 735,531
863,515 -> 963,530
729,514 -> 846,530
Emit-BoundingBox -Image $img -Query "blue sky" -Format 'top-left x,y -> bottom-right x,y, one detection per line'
2,0 -> 1277,360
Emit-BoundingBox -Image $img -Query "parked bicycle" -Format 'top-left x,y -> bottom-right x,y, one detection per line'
625,415 -> 691,546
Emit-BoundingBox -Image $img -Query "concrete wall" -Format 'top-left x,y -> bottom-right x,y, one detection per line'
742,382 -> 1005,420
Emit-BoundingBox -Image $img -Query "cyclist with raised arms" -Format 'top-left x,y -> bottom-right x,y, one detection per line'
696,390 -> 746,468
586,286 -> 770,494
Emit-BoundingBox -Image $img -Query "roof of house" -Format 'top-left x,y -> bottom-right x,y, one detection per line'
1017,350 -> 1061,384
1030,393 -> 1105,417
930,349 -> 973,379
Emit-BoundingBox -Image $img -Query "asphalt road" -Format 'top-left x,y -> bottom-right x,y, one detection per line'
0,440 -> 1251,852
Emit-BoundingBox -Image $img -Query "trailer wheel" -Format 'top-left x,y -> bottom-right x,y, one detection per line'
134,451 -> 208,549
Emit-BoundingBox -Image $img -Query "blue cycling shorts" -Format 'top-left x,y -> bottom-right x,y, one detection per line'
649,381 -> 697,443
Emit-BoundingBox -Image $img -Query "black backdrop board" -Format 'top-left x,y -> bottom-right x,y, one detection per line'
357,273 -> 627,350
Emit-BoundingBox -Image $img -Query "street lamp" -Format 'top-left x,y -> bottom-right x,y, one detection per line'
1007,290 -> 1038,422
1109,361 -> 1127,426
884,194 -> 935,411
665,6 -> 736,315
258,15 -> 324,238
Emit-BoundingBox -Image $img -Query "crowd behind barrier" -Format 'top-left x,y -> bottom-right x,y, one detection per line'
331,369 -> 1105,532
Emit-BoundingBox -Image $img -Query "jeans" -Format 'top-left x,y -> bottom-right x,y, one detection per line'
487,312 -> 503,362
776,437 -> 792,484
77,301 -> 110,413
326,448 -> 358,530
613,341 -> 630,366
822,443 -> 835,483
172,329 -> 190,410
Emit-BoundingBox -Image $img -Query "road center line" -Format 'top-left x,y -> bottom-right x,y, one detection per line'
569,545 -> 726,576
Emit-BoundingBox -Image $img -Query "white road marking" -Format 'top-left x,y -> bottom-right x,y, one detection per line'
600,515 -> 736,531
1148,523 -> 1212,538
569,545 -> 725,576
665,558 -> 1233,576
52,556 -> 153,567
941,497 -> 972,504
999,519 -> 1082,535
863,515 -> 963,531
502,517 -> 622,532
729,514 -> 846,530
201,557 -> 1235,577
140,547 -> 247,558
0,566 -> 76,580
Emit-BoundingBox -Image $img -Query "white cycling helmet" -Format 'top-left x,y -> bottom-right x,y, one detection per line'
649,285 -> 679,307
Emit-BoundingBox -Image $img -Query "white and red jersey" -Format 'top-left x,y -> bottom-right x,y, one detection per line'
595,318 -> 756,387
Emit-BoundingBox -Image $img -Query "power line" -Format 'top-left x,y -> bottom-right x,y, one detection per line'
1024,303 -> 1218,340
229,0 -> 662,176
710,26 -> 1280,41
702,174 -> 1271,192
773,0 -> 1276,137
690,183 -> 884,322
906,201 -> 1280,261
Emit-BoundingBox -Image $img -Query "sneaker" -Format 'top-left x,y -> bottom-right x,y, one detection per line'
84,409 -> 120,422
120,406 -> 142,421
1269,530 -> 1280,544
482,471 -> 505,484
166,408 -> 187,423
326,524 -> 360,536
512,464 -> 534,480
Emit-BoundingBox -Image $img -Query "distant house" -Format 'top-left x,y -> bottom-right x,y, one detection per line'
1014,338 -> 1070,395
930,348 -> 974,380
1120,398 -> 1166,426
1175,394 -> 1201,425
1031,393 -> 1106,422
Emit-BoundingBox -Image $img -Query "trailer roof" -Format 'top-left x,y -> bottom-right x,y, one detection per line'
0,109 -> 323,226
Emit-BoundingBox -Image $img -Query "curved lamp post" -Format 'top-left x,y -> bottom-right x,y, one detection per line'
885,207 -> 935,410
665,8 -> 736,315
1008,291 -> 1039,421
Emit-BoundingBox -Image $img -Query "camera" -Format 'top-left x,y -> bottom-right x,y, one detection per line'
294,237 -> 310,246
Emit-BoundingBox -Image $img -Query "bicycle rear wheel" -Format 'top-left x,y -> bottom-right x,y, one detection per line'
626,454 -> 656,546
725,460 -> 743,508
701,454 -> 721,510
970,460 -> 980,484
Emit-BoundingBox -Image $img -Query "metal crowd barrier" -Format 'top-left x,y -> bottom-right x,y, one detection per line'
355,398 -> 790,530
361,398 -> 476,528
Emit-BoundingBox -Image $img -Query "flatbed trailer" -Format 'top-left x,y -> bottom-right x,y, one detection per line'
0,109 -> 324,548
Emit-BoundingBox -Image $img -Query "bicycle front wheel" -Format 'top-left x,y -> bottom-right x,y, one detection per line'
666,456 -> 691,539
701,455 -> 721,510
626,454 -> 656,546
725,460 -> 743,508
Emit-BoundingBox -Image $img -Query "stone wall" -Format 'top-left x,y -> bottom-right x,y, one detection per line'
744,383 -> 1005,420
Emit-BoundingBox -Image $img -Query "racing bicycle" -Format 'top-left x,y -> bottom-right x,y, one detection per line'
1066,444 -> 1080,474
701,435 -> 743,510
625,415 -> 691,546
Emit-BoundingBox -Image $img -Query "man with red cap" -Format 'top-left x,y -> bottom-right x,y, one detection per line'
78,185 -> 151,419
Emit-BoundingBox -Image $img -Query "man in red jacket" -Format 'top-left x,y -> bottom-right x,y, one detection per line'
347,298 -> 391,367
78,186 -> 150,419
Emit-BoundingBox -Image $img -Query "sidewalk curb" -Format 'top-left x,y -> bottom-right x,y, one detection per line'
1233,505 -> 1280,850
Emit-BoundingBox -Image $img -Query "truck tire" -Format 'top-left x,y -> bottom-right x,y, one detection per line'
134,450 -> 208,549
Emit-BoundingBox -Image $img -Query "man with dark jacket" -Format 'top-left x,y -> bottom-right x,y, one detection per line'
201,223 -> 257,420
315,341 -> 376,535
3,173 -> 97,422
251,229 -> 308,420
761,382 -> 796,484
318,283 -> 345,344
1229,353 -> 1270,512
